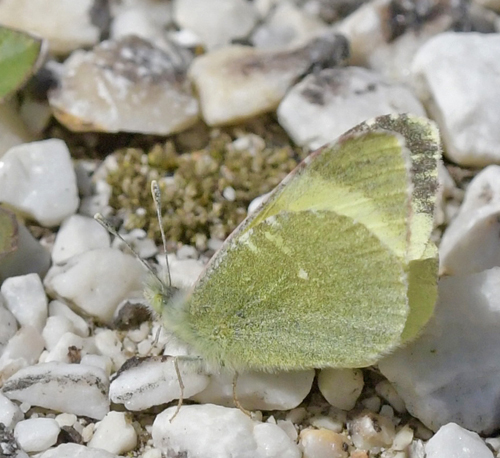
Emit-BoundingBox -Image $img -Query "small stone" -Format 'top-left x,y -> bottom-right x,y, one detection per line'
0,326 -> 45,380
54,413 -> 77,428
349,411 -> 396,451
375,380 -> 406,413
44,248 -> 145,324
412,32 -> 500,167
173,0 -> 258,50
0,392 -> 23,429
425,423 -> 494,458
299,428 -> 349,458
38,443 -> 120,458
379,268 -> 500,433
48,300 -> 90,338
94,329 -> 126,371
42,316 -> 77,351
0,300 -> 18,354
49,36 -> 199,135
278,67 -> 425,150
0,139 -> 79,227
192,369 -> 315,411
88,412 -> 137,455
189,33 -> 349,126
317,368 -> 364,411
1,274 -> 47,333
44,332 -> 97,364
110,0 -> 173,48
52,215 -> 111,265
0,0 -> 106,54
251,1 -> 328,49
152,404 -> 301,458
110,356 -> 210,410
160,254 -> 204,289
80,355 -> 112,375
440,165 -> 500,276
14,418 -> 60,453
2,362 -> 110,420
176,244 -> 198,260
309,411 -> 346,434
392,425 -> 414,451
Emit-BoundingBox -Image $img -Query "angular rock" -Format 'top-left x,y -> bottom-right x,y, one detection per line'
0,139 -> 79,227
2,362 -> 110,420
251,1 -> 328,49
152,404 -> 301,458
189,33 -> 349,126
109,356 -> 210,410
0,0 -> 107,54
51,214 -> 111,265
412,32 -> 500,167
173,0 -> 258,50
192,369 -> 315,411
1,273 -> 48,332
278,66 -> 425,149
87,411 -> 137,455
379,268 -> 500,433
14,418 -> 60,453
440,165 -> 500,276
44,248 -> 145,324
49,36 -> 199,135
425,423 -> 494,458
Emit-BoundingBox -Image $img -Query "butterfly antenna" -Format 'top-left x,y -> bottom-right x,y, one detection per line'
151,180 -> 172,288
94,213 -> 163,286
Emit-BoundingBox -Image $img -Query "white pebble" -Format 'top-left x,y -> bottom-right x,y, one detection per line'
52,215 -> 110,265
54,413 -> 77,428
44,333 -> 97,364
318,368 -> 364,411
349,411 -> 396,451
0,300 -> 18,352
48,300 -> 89,337
38,443 -> 120,458
192,369 -> 315,410
80,355 -> 112,376
299,428 -> 349,458
2,362 -> 110,420
14,418 -> 60,453
375,380 -> 406,413
412,32 -> 500,167
42,316 -> 76,350
392,425 -> 414,451
94,329 -> 126,370
0,326 -> 45,378
152,404 -> 301,458
110,356 -> 209,410
0,392 -> 23,428
425,423 -> 494,458
1,273 -> 47,332
88,412 -> 137,455
44,248 -> 145,324
173,0 -> 258,50
0,139 -> 79,226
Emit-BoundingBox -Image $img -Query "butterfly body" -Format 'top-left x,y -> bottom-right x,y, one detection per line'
148,114 -> 441,373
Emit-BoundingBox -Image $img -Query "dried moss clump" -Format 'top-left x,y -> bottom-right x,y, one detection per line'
106,127 -> 305,249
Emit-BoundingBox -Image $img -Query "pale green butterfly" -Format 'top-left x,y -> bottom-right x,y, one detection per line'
145,113 -> 441,373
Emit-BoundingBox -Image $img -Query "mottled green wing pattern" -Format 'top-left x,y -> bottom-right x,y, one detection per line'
176,211 -> 408,371
159,114 -> 441,371
345,115 -> 441,341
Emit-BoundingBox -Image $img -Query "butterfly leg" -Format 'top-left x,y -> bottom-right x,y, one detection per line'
169,356 -> 185,422
232,372 -> 252,417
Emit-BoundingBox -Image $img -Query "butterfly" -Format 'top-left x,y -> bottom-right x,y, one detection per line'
145,113 -> 440,374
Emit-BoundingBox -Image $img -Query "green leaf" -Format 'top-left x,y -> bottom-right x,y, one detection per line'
0,26 -> 45,101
